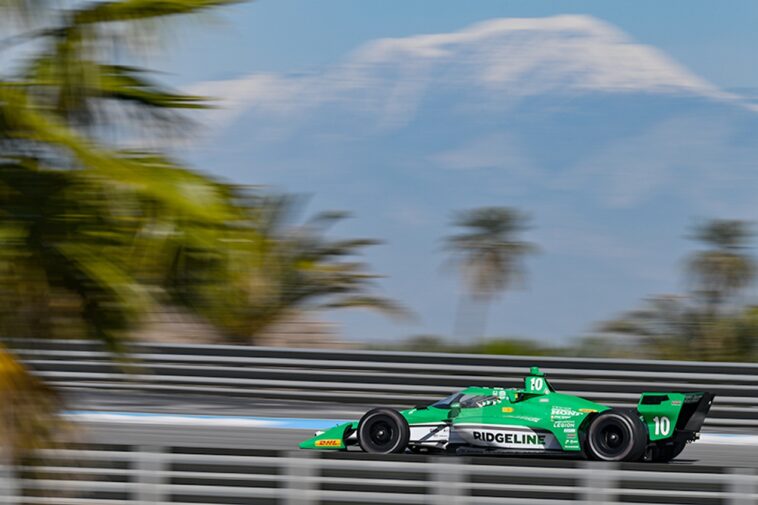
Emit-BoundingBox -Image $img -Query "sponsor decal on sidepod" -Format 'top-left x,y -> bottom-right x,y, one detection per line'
458,426 -> 561,450
474,431 -> 547,445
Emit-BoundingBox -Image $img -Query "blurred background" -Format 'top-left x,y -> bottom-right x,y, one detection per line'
1,0 -> 757,503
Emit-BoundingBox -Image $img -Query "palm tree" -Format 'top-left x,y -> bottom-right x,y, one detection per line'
1,0 -> 242,341
1,0 -> 406,463
686,219 -> 755,358
597,294 -> 758,362
597,295 -> 698,360
1,0 -> 241,461
687,219 -> 755,316
445,207 -> 536,341
598,219 -> 756,361
166,195 -> 409,341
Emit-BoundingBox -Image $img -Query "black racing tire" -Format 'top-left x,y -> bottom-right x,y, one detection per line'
585,409 -> 648,462
651,441 -> 687,463
357,408 -> 410,454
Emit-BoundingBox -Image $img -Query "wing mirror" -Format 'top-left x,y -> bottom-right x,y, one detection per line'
448,402 -> 461,419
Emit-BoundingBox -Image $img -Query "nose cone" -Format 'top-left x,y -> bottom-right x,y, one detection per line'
299,436 -> 318,449
298,422 -> 353,450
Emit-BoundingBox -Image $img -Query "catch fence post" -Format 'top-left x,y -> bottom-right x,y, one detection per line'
134,445 -> 166,505
430,459 -> 465,505
285,450 -> 316,505
0,457 -> 19,505
582,461 -> 617,505
728,467 -> 756,505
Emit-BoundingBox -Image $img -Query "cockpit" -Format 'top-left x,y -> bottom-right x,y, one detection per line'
430,392 -> 500,409
425,367 -> 555,410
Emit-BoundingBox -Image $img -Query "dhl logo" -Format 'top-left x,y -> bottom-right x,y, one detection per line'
315,439 -> 342,447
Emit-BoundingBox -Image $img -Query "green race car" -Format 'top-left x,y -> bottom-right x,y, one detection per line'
299,367 -> 714,462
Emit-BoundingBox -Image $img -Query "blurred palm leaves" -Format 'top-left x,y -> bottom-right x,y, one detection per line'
599,219 -> 757,361
445,207 -> 537,340
0,344 -> 64,463
0,63 -> 222,366
166,196 -> 408,341
0,0 -> 403,460
687,219 -> 755,314
0,0 -> 244,459
446,207 -> 536,299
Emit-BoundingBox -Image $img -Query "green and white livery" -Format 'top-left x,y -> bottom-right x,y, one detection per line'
299,367 -> 714,462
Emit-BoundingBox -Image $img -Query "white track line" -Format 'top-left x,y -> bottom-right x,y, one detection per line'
699,433 -> 758,446
63,412 -> 282,428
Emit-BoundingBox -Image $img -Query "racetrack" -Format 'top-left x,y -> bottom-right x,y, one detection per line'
11,347 -> 757,503
75,421 -> 757,468
4,389 -> 753,504
65,391 -> 758,469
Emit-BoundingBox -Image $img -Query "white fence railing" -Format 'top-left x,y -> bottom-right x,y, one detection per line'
2,446 -> 757,505
9,339 -> 758,428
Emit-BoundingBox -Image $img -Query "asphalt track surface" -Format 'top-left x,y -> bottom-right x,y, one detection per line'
75,422 -> 756,468
65,391 -> 758,469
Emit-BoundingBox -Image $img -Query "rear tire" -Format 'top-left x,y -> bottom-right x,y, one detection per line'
585,409 -> 647,462
358,408 -> 410,454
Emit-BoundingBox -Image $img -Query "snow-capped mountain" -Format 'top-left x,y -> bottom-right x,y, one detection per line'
187,16 -> 758,343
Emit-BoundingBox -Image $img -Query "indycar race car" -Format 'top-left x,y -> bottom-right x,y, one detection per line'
299,367 -> 714,462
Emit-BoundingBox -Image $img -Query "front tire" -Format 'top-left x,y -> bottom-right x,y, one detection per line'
585,409 -> 647,462
358,408 -> 410,454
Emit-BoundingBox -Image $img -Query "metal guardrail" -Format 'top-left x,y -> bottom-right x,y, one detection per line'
1,446 -> 756,505
9,339 -> 758,428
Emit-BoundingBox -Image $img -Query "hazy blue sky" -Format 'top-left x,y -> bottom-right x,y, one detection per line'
158,1 -> 758,345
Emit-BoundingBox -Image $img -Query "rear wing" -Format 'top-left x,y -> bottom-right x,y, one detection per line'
637,392 -> 715,442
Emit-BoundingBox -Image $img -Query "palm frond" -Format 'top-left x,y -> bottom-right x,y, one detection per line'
99,64 -> 209,109
1,87 -> 233,220
0,344 -> 64,463
319,295 -> 413,320
72,0 -> 242,25
445,206 -> 536,298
